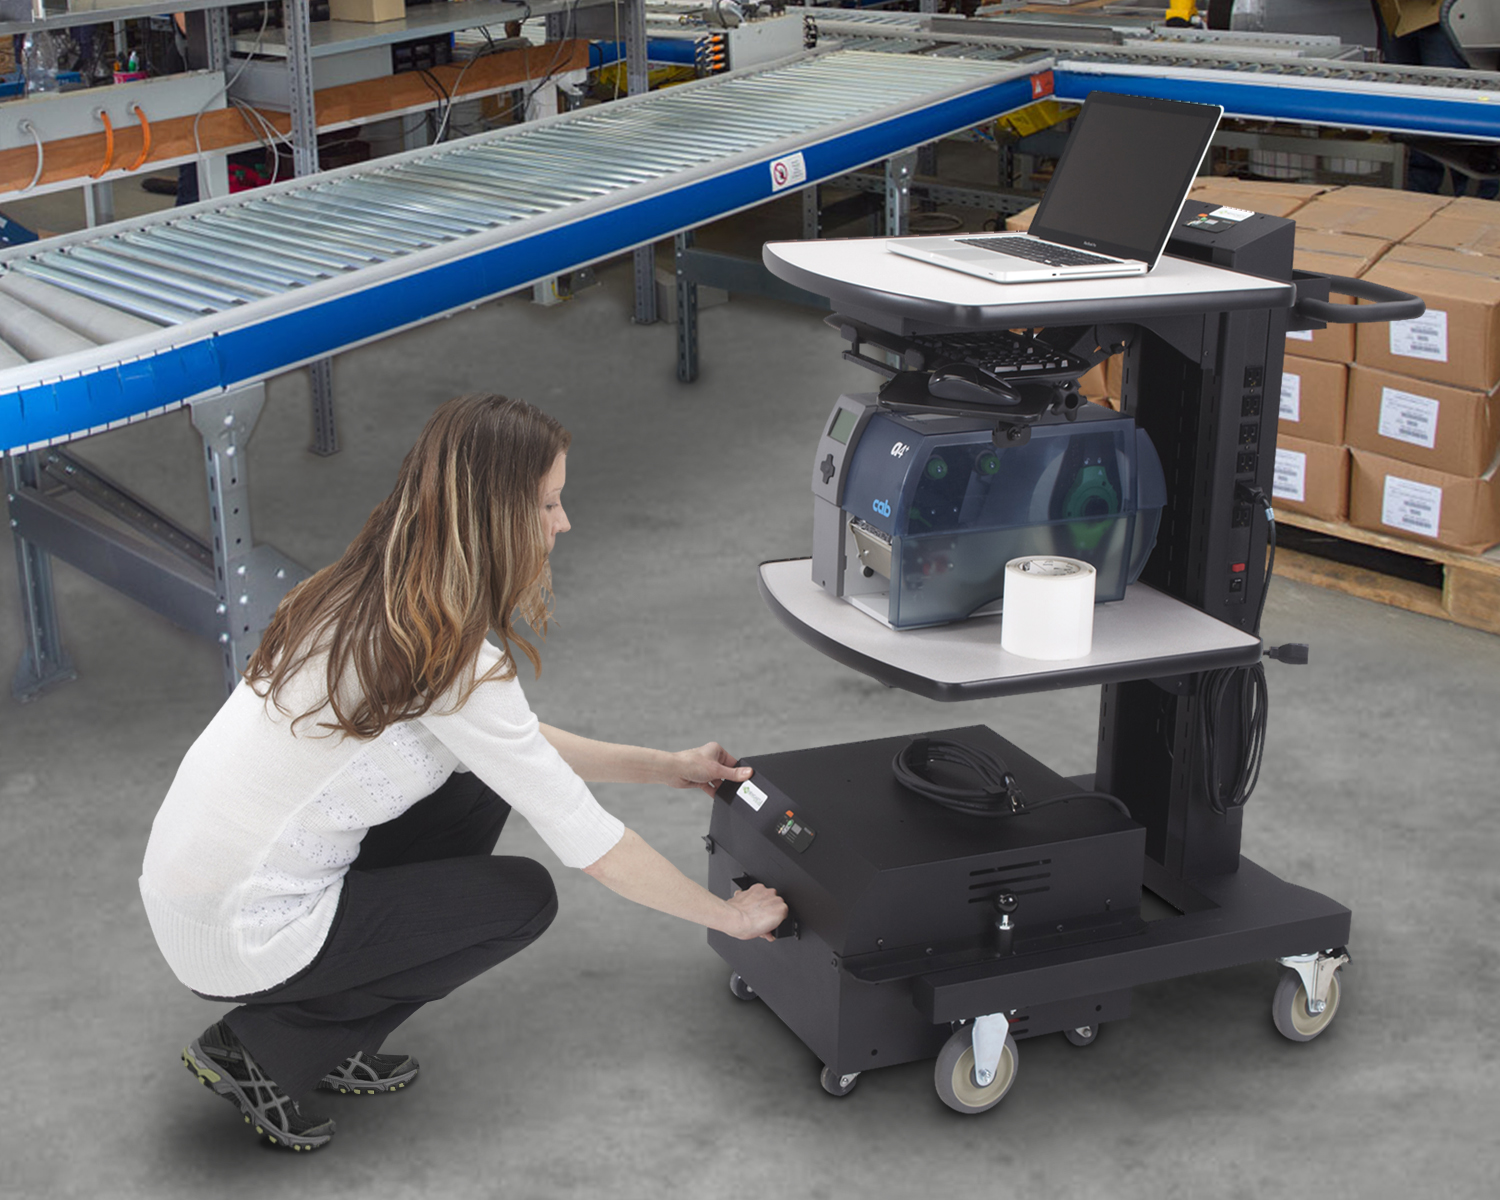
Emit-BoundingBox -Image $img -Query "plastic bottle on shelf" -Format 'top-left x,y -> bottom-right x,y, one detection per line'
22,30 -> 61,96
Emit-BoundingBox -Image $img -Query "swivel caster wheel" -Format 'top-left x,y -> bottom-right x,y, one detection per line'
1063,1024 -> 1098,1047
1272,967 -> 1341,1042
934,1024 -> 1019,1115
820,1066 -> 860,1097
728,971 -> 758,1001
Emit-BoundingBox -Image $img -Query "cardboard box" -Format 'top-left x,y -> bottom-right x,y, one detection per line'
1346,365 -> 1500,477
1293,189 -> 1450,243
1349,448 -> 1500,553
1380,242 -> 1500,273
1190,179 -> 1331,202
1405,211 -> 1500,258
1078,361 -> 1108,402
1272,436 -> 1350,522
1355,255 -> 1500,390
1295,229 -> 1392,268
1375,0 -> 1443,38
1277,357 -> 1347,445
330,0 -> 403,22
1005,204 -> 1039,233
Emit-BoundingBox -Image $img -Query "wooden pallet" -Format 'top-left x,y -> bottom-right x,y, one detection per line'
1273,512 -> 1500,635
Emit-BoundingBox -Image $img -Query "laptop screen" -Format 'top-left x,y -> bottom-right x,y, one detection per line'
1029,92 -> 1223,267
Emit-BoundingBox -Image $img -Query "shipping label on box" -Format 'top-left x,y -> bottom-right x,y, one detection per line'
1273,447 -> 1306,503
1279,373 -> 1300,422
1388,309 -> 1448,363
1377,387 -> 1440,449
1381,475 -> 1443,538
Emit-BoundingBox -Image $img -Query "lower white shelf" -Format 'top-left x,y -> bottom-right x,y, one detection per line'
758,558 -> 1262,701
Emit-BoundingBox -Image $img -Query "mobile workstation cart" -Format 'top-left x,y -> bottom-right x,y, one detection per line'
701,212 -> 1422,1113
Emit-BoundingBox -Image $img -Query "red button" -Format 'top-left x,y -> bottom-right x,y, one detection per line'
1231,562 -> 1246,573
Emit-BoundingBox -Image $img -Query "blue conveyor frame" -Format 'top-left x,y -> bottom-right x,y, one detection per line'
0,54 -> 1047,456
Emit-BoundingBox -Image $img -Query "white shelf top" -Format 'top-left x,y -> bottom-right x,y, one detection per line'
762,237 -> 1295,331
759,558 -> 1261,700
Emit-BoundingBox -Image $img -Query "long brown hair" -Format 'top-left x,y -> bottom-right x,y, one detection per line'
246,394 -> 571,737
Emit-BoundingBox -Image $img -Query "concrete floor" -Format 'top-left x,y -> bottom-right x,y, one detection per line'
2,261 -> 1498,1199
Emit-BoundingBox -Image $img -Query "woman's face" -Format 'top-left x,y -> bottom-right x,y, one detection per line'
540,452 -> 570,553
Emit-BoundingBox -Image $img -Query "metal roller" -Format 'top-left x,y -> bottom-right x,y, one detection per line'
118,229 -> 322,289
0,272 -> 162,343
155,222 -> 345,276
0,292 -> 103,358
191,214 -> 376,270
350,173 -> 542,222
296,190 -> 483,239
10,260 -> 204,325
62,246 -> 266,307
0,336 -> 29,369
31,252 -> 221,316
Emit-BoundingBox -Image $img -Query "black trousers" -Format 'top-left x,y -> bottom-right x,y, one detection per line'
209,773 -> 558,1103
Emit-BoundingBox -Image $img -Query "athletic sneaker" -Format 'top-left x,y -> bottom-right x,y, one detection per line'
182,1021 -> 336,1152
317,1050 -> 420,1095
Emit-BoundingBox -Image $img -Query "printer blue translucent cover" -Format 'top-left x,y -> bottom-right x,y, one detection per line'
841,406 -> 1167,628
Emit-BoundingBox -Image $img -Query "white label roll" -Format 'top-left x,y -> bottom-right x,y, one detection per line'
1000,556 -> 1097,660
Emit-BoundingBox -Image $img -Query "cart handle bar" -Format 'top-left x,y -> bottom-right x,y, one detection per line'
1295,274 -> 1425,325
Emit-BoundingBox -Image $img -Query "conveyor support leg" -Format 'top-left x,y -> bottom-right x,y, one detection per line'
5,454 -> 77,702
885,151 -> 916,238
191,385 -> 309,695
675,231 -> 698,383
309,359 -> 338,457
802,185 -> 820,240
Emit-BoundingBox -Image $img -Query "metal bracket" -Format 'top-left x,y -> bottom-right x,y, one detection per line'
190,384 -> 309,694
1278,949 -> 1349,1015
971,1012 -> 1010,1087
885,151 -> 916,238
5,453 -> 77,702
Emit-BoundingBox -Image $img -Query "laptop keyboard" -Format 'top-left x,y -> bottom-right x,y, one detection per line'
908,330 -> 1089,378
958,236 -> 1119,269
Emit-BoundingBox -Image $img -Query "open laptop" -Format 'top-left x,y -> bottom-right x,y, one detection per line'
887,91 -> 1223,284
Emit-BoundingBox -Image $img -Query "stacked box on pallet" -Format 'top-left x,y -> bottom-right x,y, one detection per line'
1348,203 -> 1500,554
1274,211 -> 1395,523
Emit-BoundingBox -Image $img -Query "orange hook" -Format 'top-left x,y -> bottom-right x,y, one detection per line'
128,103 -> 151,171
90,109 -> 115,180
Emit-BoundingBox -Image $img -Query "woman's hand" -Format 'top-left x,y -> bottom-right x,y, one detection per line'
726,883 -> 789,942
666,742 -> 753,796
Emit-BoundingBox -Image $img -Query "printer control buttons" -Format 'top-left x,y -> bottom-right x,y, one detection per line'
819,453 -> 837,484
777,810 -> 816,852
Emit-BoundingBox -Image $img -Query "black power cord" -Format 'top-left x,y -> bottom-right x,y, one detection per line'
892,738 -> 1131,820
1195,484 -> 1305,816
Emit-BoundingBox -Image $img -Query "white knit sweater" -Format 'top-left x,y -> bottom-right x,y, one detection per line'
139,639 -> 624,998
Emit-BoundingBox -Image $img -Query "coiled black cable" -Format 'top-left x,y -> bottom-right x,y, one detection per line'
891,738 -> 1131,819
1191,485 -> 1274,816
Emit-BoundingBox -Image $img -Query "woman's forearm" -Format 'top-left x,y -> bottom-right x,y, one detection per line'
538,724 -> 671,785
582,828 -> 742,934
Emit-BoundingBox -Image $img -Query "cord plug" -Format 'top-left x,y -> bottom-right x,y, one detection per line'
1265,643 -> 1309,665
